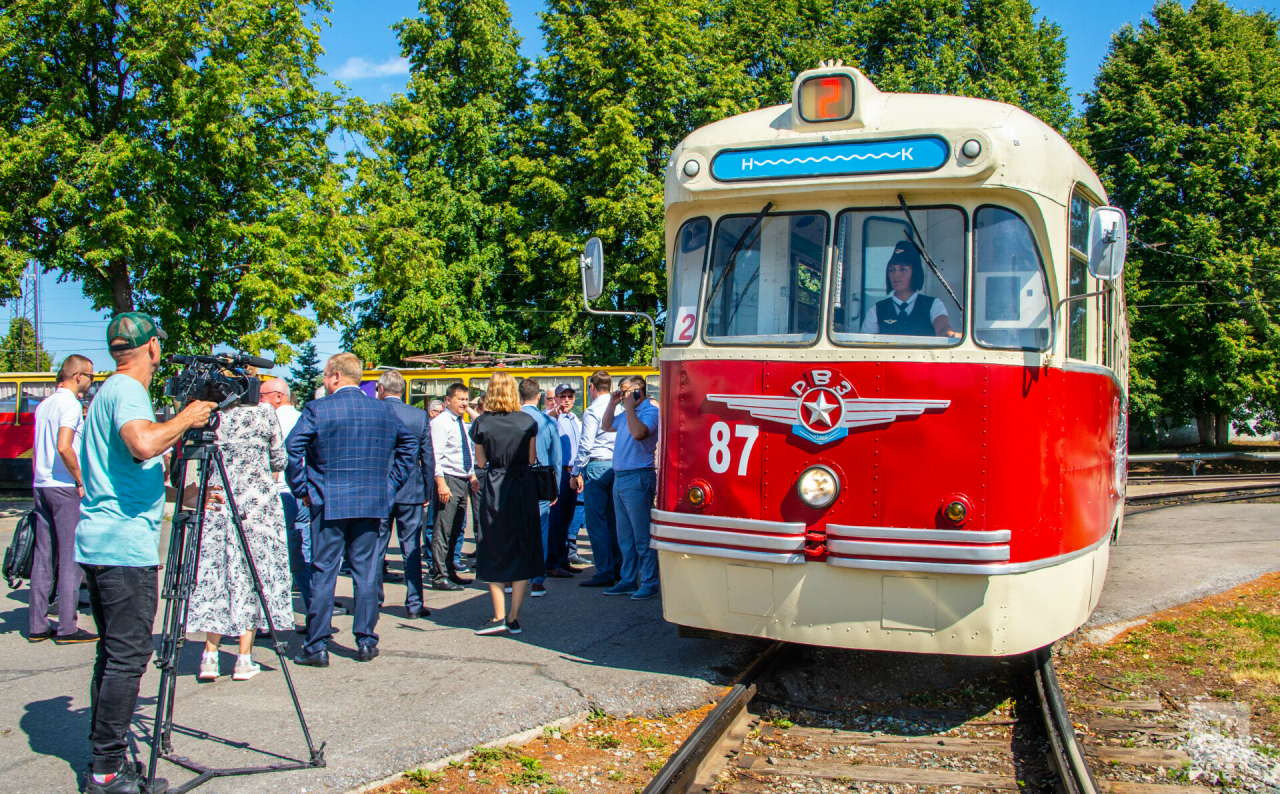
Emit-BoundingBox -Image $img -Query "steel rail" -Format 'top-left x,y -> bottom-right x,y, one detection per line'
641,642 -> 784,794
1033,647 -> 1099,794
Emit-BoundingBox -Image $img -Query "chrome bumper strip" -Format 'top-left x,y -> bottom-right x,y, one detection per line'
650,509 -> 805,535
650,523 -> 806,552
826,525 -> 1012,544
650,539 -> 806,565
826,534 -> 1110,576
826,539 -> 1009,562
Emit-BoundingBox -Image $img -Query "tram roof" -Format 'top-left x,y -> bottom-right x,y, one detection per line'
665,65 -> 1106,211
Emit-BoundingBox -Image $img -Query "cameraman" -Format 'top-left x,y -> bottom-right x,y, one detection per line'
75,313 -> 216,794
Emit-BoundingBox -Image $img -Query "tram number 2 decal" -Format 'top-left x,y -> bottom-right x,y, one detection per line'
708,422 -> 759,476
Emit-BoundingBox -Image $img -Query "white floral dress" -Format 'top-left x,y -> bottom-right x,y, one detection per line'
187,403 -> 294,635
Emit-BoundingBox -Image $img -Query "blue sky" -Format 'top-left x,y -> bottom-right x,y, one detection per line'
28,0 -> 1280,375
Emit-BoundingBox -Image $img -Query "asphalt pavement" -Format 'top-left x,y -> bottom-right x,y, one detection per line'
1,500 -> 1277,793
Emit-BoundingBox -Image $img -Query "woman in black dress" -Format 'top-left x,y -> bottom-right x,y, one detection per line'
469,372 -> 543,635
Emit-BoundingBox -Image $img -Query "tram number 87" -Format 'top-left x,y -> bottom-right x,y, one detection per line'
708,422 -> 759,476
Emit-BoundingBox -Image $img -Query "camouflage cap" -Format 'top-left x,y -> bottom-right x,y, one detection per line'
106,312 -> 167,352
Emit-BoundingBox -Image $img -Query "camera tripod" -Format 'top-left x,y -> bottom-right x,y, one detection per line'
148,424 -> 325,793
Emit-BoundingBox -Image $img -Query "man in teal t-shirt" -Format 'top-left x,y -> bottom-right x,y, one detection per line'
76,312 -> 215,794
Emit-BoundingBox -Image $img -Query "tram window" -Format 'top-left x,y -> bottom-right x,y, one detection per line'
1069,191 -> 1097,255
1068,255 -> 1089,360
705,212 -> 827,345
408,378 -> 457,409
645,375 -> 661,406
973,207 -> 1051,351
830,208 -> 965,346
0,383 -> 15,425
18,382 -> 56,424
666,217 -> 710,345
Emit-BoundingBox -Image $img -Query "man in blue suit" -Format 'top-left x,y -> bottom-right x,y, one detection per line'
375,370 -> 434,619
287,353 -> 416,665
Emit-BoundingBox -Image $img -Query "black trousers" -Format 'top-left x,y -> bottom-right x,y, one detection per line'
431,475 -> 469,584
378,502 -> 424,610
546,468 -> 575,569
84,564 -> 158,775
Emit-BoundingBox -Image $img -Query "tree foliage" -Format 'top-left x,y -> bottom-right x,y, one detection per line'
287,340 -> 323,407
0,0 -> 354,363
1086,0 -> 1280,442
0,317 -> 51,372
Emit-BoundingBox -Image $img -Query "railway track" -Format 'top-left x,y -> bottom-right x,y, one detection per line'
1125,473 -> 1280,510
642,643 -> 1201,794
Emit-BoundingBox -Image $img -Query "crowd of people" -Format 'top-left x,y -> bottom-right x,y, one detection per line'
25,311 -> 662,794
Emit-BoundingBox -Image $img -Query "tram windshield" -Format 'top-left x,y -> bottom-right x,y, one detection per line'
830,208 -> 966,346
705,212 -> 828,345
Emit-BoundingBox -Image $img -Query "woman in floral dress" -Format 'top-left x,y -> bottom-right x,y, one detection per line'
187,401 -> 294,681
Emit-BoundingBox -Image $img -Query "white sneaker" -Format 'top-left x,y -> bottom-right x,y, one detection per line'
198,655 -> 219,681
531,584 -> 547,597
232,659 -> 261,681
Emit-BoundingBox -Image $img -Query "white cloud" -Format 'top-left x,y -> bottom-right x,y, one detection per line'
333,56 -> 410,81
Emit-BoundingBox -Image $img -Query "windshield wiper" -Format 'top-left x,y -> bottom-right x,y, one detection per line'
703,201 -> 773,317
897,194 -> 961,307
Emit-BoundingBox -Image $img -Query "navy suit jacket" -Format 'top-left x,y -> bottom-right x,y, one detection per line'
382,395 -> 433,504
286,386 -> 416,520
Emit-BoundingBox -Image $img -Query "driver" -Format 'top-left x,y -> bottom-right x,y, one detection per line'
860,240 -> 959,338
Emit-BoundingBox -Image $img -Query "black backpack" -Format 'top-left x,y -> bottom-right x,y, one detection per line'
3,510 -> 36,589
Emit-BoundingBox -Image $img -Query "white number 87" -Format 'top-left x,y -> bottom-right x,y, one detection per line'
708,421 -> 760,476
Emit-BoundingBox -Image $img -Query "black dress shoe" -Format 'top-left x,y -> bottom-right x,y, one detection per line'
383,571 -> 404,582
579,577 -> 618,587
53,628 -> 99,645
545,567 -> 575,578
406,606 -> 430,618
449,574 -> 474,584
85,760 -> 168,794
27,629 -> 54,643
293,648 -> 329,667
356,644 -> 379,662
433,580 -> 463,591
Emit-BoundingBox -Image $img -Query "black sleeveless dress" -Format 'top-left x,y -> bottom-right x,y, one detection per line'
469,411 -> 544,583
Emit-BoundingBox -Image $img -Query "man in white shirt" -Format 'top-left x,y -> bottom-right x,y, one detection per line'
429,382 -> 478,590
29,354 -> 96,643
260,377 -> 316,614
570,371 -> 622,587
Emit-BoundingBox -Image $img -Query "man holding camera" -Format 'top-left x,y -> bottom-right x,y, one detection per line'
77,313 -> 216,794
600,376 -> 661,601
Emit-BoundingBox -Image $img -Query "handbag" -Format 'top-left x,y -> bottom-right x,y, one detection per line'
3,510 -> 36,589
530,465 -> 559,502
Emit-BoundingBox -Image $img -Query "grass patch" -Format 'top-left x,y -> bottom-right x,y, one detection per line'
588,733 -> 621,749
404,768 -> 443,786
637,733 -> 666,749
508,769 -> 555,786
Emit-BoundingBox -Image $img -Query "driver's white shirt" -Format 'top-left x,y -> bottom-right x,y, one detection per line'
860,291 -> 949,334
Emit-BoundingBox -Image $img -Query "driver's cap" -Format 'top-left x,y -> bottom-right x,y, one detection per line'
106,312 -> 168,352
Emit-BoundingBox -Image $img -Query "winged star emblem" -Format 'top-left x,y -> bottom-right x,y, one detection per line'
707,368 -> 950,446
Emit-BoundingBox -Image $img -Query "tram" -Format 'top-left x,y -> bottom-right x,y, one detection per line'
625,65 -> 1129,656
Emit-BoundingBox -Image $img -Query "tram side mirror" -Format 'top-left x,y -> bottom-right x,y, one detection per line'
1087,207 -> 1127,281
580,237 -> 604,301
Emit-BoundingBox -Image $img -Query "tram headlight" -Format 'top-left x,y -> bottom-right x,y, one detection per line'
796,466 -> 840,508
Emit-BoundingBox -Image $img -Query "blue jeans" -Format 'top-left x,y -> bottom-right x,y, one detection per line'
530,500 -> 552,585
613,468 -> 658,590
281,492 -> 311,613
582,461 -> 619,580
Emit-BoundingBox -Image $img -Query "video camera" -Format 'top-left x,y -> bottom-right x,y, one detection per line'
164,352 -> 275,413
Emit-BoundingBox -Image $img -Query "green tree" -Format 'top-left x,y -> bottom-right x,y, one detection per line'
1085,0 -> 1280,445
0,0 -> 355,363
0,317 -> 51,372
343,0 -> 531,365
288,341 -> 323,407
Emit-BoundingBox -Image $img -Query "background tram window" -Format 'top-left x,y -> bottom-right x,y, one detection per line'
666,217 -> 710,345
705,212 -> 827,344
0,383 -> 16,425
1068,255 -> 1089,360
973,206 -> 1051,351
645,375 -> 660,406
408,377 -> 457,408
830,208 -> 965,346
18,382 -> 56,424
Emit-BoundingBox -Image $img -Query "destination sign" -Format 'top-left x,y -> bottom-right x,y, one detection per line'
710,136 -> 950,182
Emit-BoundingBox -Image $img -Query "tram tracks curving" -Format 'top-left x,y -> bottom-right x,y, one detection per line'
642,643 -> 1195,794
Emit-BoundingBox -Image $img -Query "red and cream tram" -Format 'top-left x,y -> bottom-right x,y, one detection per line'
637,65 -> 1129,656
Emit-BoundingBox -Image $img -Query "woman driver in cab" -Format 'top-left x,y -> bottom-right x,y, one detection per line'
859,240 -> 960,338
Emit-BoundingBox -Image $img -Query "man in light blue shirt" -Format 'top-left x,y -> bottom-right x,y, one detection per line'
520,379 -> 562,597
601,375 -> 661,600
76,312 -> 215,794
